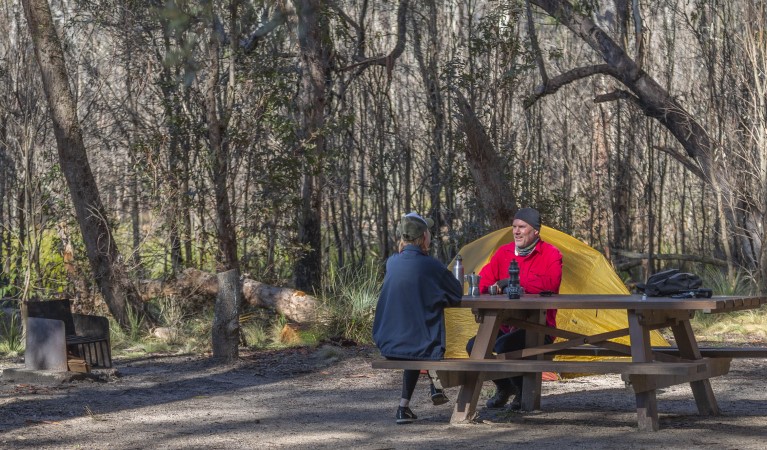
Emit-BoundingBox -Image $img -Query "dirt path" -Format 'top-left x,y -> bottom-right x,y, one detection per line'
1,345 -> 766,449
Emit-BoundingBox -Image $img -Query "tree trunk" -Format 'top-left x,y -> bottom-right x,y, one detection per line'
412,2 -> 447,260
204,3 -> 239,273
142,268 -> 319,324
0,118 -> 6,274
609,101 -> 632,262
212,268 -> 241,363
292,0 -> 333,291
21,0 -> 152,328
452,90 -> 516,229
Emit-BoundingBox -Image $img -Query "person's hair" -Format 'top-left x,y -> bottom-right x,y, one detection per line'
398,233 -> 428,253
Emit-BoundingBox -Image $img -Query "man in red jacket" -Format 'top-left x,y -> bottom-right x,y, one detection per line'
467,207 -> 563,410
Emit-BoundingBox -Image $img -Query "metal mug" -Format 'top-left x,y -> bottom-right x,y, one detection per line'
489,285 -> 499,295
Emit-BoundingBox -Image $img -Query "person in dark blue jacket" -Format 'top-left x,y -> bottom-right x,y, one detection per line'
373,212 -> 463,424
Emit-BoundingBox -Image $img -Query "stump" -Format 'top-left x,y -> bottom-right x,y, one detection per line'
212,269 -> 241,363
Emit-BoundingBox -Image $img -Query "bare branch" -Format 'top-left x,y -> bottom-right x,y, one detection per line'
593,89 -> 639,104
652,146 -> 706,180
612,249 -> 728,270
524,64 -> 617,108
338,0 -> 408,77
632,0 -> 644,68
327,0 -> 365,59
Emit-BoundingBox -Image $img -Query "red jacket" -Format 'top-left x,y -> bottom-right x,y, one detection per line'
477,239 -> 563,328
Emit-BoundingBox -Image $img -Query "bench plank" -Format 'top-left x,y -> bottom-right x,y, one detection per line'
372,358 -> 705,376
554,346 -> 767,359
627,358 -> 732,393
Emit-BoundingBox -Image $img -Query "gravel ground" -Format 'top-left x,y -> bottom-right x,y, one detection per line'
1,344 -> 766,449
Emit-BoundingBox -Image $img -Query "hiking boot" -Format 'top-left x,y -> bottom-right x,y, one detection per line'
430,384 -> 449,406
486,388 -> 512,408
396,406 -> 417,424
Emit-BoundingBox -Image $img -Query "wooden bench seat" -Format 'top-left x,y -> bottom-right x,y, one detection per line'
553,346 -> 767,359
372,358 -> 706,376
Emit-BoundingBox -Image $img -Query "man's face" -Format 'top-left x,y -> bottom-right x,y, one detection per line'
512,219 -> 539,249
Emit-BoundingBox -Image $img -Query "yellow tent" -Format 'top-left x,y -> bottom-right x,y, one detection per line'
445,225 -> 668,358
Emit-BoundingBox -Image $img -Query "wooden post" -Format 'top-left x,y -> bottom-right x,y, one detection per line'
451,310 -> 501,423
627,309 -> 659,431
212,269 -> 241,363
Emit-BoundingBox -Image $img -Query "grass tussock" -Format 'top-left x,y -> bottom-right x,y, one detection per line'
316,262 -> 382,345
0,309 -> 24,357
691,268 -> 767,343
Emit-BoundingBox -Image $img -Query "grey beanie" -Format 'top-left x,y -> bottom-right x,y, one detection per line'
513,207 -> 541,231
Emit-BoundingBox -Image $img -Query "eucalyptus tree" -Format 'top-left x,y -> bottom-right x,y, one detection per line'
20,0 -> 154,327
504,1 -> 728,277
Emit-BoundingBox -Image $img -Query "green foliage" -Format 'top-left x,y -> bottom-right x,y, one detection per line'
0,281 -> 17,299
0,309 -> 24,357
117,340 -> 173,358
316,262 -> 382,344
691,267 -> 760,333
1,228 -> 78,299
36,231 -> 70,294
109,303 -> 209,355
700,267 -> 757,296
156,295 -> 185,328
126,304 -> 145,343
572,0 -> 600,16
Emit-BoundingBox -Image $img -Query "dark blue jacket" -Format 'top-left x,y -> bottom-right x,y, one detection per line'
373,245 -> 463,360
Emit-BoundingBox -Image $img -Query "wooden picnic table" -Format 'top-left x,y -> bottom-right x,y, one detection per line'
454,293 -> 767,431
376,293 -> 767,431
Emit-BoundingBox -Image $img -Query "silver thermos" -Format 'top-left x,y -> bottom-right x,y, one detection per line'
453,255 -> 465,294
453,254 -> 464,282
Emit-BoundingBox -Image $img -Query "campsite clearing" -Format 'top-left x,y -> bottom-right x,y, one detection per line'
1,344 -> 766,449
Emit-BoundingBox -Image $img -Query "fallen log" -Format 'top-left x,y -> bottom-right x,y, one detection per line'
140,268 -> 318,324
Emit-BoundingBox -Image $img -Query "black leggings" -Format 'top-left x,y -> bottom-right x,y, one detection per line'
466,330 -> 554,392
401,369 -> 421,400
385,357 -> 427,400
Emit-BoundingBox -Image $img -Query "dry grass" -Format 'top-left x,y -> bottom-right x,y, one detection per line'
691,306 -> 767,344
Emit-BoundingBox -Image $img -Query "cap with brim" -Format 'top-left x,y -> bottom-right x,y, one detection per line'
399,212 -> 434,240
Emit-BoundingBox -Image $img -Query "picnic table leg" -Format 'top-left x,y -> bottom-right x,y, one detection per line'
451,310 -> 501,423
628,310 -> 659,431
520,309 -> 545,411
671,319 -> 720,415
